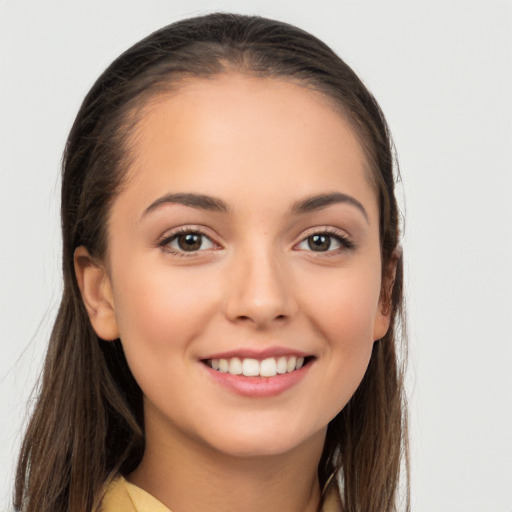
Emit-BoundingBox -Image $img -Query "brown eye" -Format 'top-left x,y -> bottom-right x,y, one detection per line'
177,233 -> 202,251
296,231 -> 354,253
162,231 -> 216,253
307,234 -> 331,251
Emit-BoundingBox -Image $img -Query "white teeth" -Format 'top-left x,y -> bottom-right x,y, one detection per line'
209,355 -> 308,377
260,358 -> 277,377
276,356 -> 288,374
242,358 -> 260,376
228,357 -> 243,375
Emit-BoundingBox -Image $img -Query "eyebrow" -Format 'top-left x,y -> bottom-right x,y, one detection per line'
141,191 -> 368,223
291,192 -> 369,223
141,193 -> 229,218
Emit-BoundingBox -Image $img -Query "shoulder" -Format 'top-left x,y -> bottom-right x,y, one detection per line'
100,475 -> 171,512
100,476 -> 136,512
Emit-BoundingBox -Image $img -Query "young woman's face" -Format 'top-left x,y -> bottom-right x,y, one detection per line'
100,75 -> 390,458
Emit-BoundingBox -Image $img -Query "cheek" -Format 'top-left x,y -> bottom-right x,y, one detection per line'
304,265 -> 381,387
309,264 -> 381,339
110,258 -> 218,370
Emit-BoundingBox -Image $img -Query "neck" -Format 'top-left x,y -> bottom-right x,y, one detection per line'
129,411 -> 325,512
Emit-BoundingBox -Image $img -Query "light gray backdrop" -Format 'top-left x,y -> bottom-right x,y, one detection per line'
1,1 -> 511,511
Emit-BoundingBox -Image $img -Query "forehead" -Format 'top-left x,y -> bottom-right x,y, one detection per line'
118,74 -> 378,219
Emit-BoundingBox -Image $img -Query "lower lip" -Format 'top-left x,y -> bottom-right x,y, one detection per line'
203,362 -> 312,398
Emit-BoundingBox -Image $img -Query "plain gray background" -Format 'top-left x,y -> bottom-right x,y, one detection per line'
1,1 -> 511,511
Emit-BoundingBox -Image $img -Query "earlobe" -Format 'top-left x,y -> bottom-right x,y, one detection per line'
74,246 -> 119,341
373,246 -> 401,341
373,305 -> 392,341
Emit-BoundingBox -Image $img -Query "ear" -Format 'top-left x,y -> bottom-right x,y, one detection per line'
373,247 -> 401,341
74,246 -> 119,341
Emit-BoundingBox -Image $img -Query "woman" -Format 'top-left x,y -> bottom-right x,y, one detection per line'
15,13 -> 408,512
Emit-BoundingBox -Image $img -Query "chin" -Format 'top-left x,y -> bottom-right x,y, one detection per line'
197,422 -> 327,460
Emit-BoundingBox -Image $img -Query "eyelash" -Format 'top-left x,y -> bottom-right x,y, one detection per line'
158,226 -> 218,257
295,228 -> 355,255
157,226 -> 355,257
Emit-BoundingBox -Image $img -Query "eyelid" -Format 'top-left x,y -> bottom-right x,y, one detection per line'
293,226 -> 355,252
157,225 -> 221,255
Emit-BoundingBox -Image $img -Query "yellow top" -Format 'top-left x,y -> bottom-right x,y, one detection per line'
100,475 -> 343,512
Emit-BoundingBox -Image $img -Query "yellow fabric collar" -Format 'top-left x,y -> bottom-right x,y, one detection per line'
100,475 -> 342,512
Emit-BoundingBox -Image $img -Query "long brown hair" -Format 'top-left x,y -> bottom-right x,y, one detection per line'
15,13 -> 408,512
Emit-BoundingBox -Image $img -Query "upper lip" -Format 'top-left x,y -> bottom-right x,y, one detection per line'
201,346 -> 312,361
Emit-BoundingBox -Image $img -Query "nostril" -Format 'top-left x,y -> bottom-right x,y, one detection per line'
236,313 -> 288,322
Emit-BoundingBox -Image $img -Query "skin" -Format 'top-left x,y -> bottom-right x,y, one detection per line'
75,74 -> 392,512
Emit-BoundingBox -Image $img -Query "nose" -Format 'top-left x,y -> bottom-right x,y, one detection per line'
223,247 -> 296,328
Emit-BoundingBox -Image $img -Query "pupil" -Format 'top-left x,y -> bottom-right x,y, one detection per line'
178,233 -> 201,251
308,234 -> 330,251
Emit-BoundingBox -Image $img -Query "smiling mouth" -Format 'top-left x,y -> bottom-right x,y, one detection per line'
203,356 -> 314,377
